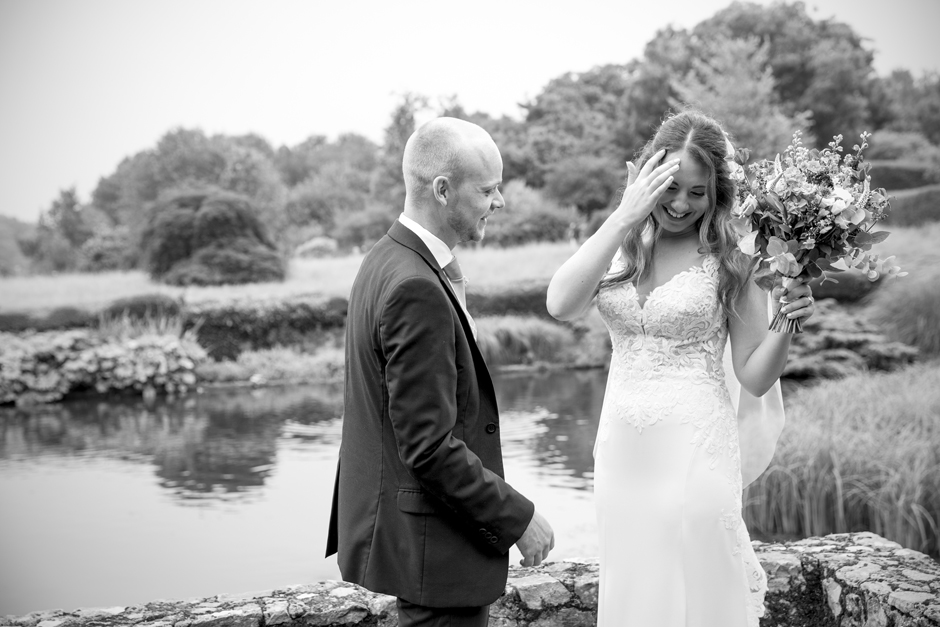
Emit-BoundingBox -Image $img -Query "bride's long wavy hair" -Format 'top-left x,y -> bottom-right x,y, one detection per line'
601,110 -> 756,318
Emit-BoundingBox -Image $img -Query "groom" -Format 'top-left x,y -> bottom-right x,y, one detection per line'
326,117 -> 554,626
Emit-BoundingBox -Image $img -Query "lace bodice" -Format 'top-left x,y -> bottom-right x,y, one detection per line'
597,254 -> 727,386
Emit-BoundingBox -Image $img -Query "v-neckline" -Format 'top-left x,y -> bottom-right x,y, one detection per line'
631,257 -> 711,312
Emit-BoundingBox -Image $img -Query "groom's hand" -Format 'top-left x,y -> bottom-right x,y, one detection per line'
515,509 -> 554,567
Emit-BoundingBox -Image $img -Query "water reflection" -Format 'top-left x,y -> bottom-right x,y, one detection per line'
0,371 -> 602,615
0,383 -> 346,503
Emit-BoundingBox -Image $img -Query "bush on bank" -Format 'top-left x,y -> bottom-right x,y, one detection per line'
0,328 -> 207,406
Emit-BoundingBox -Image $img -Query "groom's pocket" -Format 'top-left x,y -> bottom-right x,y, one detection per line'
397,488 -> 438,514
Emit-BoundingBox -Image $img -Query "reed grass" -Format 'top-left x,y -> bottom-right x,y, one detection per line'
744,362 -> 940,556
96,311 -> 195,342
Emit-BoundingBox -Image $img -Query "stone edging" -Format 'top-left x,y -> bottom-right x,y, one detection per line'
3,533 -> 938,627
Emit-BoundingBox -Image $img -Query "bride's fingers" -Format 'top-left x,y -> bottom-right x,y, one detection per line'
637,148 -> 667,179
626,162 -> 638,187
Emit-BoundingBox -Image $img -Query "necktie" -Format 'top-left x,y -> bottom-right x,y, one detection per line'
443,256 -> 467,308
443,256 -> 477,339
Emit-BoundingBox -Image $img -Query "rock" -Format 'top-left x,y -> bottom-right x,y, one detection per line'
512,573 -> 571,610
903,569 -> 939,582
187,607 -> 262,627
759,551 -> 805,593
530,607 -> 594,626
574,573 -> 598,607
888,591 -> 935,616
824,578 -> 843,617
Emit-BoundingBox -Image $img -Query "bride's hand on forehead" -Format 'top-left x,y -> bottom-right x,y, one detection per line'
613,148 -> 681,226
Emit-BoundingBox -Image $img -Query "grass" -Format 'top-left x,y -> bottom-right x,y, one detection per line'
744,361 -> 940,557
888,184 -> 940,227
0,241 -> 579,315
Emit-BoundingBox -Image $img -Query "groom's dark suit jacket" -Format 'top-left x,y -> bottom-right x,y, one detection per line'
326,220 -> 534,607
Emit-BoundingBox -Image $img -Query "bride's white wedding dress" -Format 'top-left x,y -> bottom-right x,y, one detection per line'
594,254 -> 768,626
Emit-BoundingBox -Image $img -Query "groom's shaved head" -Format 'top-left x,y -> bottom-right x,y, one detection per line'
402,117 -> 495,195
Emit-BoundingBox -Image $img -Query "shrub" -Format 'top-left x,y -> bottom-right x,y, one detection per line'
188,295 -> 348,360
744,362 -> 940,557
867,130 -> 940,161
162,238 -> 285,286
103,293 -> 182,321
784,298 -> 918,380
196,346 -> 345,384
475,315 -> 577,366
79,226 -> 136,272
868,160 -> 935,191
141,188 -> 285,285
886,184 -> 940,227
866,262 -> 940,357
484,180 -> 577,247
294,236 -> 339,258
0,328 -> 206,406
467,281 -> 552,319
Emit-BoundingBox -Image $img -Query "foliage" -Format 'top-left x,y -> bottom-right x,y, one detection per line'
872,70 -> 940,144
544,155 -> 623,214
331,202 -> 397,250
783,298 -> 919,379
141,188 -> 285,286
475,315 -> 577,366
187,295 -> 348,361
0,328 -> 206,406
79,226 -> 136,272
671,36 -> 813,160
696,1 -> 876,146
483,180 -> 577,247
867,261 -> 940,357
195,346 -> 345,384
744,362 -> 940,557
0,215 -> 34,276
0,307 -> 97,333
731,132 -> 904,328
885,184 -> 940,226
867,161 -> 936,191
103,293 -> 182,321
520,65 -> 634,189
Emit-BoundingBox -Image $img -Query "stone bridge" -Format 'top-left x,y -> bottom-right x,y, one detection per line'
4,533 -> 939,627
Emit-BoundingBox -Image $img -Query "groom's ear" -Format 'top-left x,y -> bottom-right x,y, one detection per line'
432,175 -> 449,206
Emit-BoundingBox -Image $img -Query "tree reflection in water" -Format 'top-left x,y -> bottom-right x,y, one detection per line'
0,383 -> 345,503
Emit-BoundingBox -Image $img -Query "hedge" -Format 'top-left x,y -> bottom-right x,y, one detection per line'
886,184 -> 940,227
868,160 -> 935,191
187,296 -> 348,360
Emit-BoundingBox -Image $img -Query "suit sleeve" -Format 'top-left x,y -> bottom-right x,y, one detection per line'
380,276 -> 534,553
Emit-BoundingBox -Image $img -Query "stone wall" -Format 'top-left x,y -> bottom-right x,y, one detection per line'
4,533 -> 938,627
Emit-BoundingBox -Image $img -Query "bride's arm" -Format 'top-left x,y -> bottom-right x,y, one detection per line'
546,151 -> 679,321
728,278 -> 815,397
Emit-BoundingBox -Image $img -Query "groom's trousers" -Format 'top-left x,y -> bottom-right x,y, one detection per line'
396,599 -> 489,627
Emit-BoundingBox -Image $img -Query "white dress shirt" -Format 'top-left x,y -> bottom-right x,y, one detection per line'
398,213 -> 476,338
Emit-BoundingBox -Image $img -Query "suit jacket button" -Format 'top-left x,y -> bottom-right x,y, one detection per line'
489,536 -> 499,544
485,423 -> 498,434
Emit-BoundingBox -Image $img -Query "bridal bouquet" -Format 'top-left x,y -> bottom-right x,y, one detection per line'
728,131 -> 904,333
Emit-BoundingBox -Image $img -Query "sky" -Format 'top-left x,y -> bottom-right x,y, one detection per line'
1,0 -> 938,224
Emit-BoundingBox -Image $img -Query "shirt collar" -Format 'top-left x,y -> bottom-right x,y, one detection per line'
398,213 -> 455,269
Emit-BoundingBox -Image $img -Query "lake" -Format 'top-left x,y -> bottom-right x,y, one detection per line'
0,369 -> 608,616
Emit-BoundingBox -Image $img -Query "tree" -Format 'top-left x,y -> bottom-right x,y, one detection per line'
520,64 -> 634,187
41,188 -> 94,248
671,36 -> 813,159
695,1 -> 877,146
141,188 -> 285,285
371,93 -> 427,210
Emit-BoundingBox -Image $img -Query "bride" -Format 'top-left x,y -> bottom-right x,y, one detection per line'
546,111 -> 815,626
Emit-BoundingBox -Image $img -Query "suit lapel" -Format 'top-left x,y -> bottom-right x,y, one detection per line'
387,221 -> 475,338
